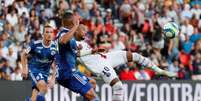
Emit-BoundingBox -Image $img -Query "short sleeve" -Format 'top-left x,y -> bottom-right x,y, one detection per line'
25,42 -> 35,54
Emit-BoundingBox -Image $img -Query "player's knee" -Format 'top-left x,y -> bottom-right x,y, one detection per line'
89,78 -> 97,89
37,80 -> 48,93
112,81 -> 124,100
112,81 -> 123,90
31,89 -> 38,101
31,97 -> 36,101
84,88 -> 97,100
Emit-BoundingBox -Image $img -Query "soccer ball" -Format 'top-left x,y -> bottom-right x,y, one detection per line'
163,22 -> 179,39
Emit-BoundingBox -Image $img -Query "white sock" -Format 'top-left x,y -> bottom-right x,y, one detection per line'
132,53 -> 153,67
150,65 -> 164,73
112,81 -> 124,101
132,53 -> 164,73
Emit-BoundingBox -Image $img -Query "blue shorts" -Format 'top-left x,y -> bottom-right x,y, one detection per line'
57,71 -> 92,96
29,70 -> 48,90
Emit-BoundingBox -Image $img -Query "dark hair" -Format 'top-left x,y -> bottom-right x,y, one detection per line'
62,10 -> 73,19
200,14 -> 201,19
61,10 -> 74,27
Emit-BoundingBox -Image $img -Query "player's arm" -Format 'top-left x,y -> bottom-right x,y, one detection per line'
59,19 -> 79,44
77,47 -> 106,57
77,43 -> 106,57
77,48 -> 94,57
51,61 -> 57,77
48,61 -> 56,88
21,50 -> 28,71
48,50 -> 60,88
168,39 -> 173,55
21,45 -> 32,78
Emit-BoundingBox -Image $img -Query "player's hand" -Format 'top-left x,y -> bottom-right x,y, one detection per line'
73,15 -> 80,28
77,44 -> 83,50
92,46 -> 107,54
22,67 -> 28,79
48,77 -> 55,89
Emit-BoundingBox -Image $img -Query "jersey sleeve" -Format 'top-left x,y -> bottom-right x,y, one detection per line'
56,29 -> 71,46
54,52 -> 60,65
57,30 -> 69,44
77,41 -> 93,56
69,39 -> 77,49
25,42 -> 35,54
58,32 -> 66,43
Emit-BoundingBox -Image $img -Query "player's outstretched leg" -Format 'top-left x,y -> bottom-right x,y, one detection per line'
83,88 -> 100,101
83,78 -> 98,101
110,78 -> 124,101
89,78 -> 97,89
57,71 -> 100,101
126,51 -> 178,77
30,89 -> 38,101
35,80 -> 48,101
101,66 -> 124,101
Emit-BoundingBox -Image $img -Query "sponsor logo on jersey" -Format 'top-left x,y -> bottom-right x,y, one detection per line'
36,46 -> 43,49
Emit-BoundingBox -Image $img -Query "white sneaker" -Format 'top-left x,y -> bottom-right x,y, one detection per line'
160,70 -> 178,77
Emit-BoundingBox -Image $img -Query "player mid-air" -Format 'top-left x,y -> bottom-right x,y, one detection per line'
55,11 -> 100,101
21,24 -> 57,101
75,25 -> 178,101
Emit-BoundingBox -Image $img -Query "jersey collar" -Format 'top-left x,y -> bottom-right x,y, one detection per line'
42,40 -> 52,48
62,27 -> 69,31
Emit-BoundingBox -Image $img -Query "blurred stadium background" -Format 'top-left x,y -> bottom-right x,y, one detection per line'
0,0 -> 200,101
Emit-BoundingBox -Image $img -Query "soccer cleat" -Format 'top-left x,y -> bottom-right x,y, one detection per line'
163,71 -> 178,77
151,65 -> 178,77
156,70 -> 178,77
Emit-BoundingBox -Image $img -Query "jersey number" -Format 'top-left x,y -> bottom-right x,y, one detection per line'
102,67 -> 111,77
36,73 -> 44,80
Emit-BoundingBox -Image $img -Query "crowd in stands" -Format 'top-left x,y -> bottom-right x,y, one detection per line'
0,0 -> 200,81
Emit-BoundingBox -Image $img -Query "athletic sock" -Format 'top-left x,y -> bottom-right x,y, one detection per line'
36,92 -> 45,101
112,81 -> 124,101
25,97 -> 31,101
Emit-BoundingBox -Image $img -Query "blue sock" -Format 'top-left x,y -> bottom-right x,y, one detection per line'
83,96 -> 100,101
83,97 -> 88,101
91,97 -> 100,101
36,92 -> 45,101
25,97 -> 31,101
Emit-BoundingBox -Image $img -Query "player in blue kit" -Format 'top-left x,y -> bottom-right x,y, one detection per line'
56,11 -> 100,101
21,24 -> 57,101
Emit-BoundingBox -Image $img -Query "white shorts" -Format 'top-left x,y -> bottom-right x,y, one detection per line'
78,51 -> 128,83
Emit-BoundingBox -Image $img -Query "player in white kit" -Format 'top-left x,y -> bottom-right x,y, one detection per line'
76,24 -> 177,101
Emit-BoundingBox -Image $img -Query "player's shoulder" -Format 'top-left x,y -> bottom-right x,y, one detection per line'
77,41 -> 89,46
57,27 -> 69,37
31,40 -> 43,47
51,41 -> 57,46
33,40 -> 42,44
60,27 -> 69,32
76,41 -> 85,46
50,41 -> 57,49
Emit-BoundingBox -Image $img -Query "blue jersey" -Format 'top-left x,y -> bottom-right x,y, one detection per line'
56,28 -> 77,77
56,28 -> 94,96
26,40 -> 57,76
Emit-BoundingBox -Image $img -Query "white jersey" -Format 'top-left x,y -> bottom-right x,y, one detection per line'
76,41 -> 128,83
